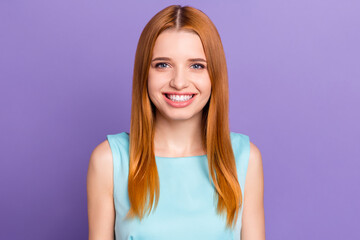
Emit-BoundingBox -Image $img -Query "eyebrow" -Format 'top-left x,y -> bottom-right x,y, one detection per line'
151,57 -> 207,63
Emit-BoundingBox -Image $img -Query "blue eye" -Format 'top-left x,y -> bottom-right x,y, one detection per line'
155,63 -> 169,68
191,64 -> 205,69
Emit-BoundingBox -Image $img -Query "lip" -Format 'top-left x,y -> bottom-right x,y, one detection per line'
162,93 -> 197,108
162,92 -> 197,95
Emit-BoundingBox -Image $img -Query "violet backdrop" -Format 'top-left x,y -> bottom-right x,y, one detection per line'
1,0 -> 359,239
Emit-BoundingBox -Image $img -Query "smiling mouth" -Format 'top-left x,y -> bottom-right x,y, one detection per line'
163,93 -> 196,102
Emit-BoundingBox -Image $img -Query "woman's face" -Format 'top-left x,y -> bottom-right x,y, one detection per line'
147,29 -> 211,121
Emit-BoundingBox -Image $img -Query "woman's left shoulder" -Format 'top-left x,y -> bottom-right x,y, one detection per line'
249,141 -> 262,163
248,141 -> 263,177
246,141 -> 264,190
242,140 -> 265,238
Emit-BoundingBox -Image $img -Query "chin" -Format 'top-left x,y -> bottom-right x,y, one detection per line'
163,110 -> 202,121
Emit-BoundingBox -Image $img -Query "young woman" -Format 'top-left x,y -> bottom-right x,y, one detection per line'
87,5 -> 265,240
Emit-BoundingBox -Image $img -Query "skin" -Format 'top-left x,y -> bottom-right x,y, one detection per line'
87,29 -> 265,240
147,29 -> 211,157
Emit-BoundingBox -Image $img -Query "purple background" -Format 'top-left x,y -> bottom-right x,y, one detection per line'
1,0 -> 359,239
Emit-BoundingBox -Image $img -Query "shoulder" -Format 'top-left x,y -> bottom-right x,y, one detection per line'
87,139 -> 113,195
87,140 -> 116,238
106,132 -> 129,150
249,141 -> 262,166
230,131 -> 263,180
230,131 -> 250,158
245,141 -> 264,196
90,140 -> 113,168
241,141 -> 265,238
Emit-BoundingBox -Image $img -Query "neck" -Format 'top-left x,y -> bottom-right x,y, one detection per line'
153,110 -> 205,157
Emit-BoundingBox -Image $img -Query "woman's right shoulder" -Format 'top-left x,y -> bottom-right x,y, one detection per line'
87,140 -> 115,237
90,140 -> 113,167
87,140 -> 113,195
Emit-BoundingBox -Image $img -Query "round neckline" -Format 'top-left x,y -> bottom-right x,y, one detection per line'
155,154 -> 207,159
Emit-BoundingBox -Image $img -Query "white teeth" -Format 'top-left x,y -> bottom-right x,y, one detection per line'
167,94 -> 193,102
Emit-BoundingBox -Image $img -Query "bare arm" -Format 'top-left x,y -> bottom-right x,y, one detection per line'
241,141 -> 266,240
87,140 -> 115,240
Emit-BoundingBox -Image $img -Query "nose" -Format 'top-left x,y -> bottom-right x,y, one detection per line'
169,67 -> 189,90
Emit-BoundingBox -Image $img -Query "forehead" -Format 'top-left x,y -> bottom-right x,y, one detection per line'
152,29 -> 206,59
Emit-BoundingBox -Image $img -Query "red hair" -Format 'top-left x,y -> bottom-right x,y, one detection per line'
127,5 -> 241,229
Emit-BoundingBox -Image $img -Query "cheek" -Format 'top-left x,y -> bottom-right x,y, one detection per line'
198,77 -> 212,95
147,71 -> 172,96
147,73 -> 164,104
147,72 -> 158,95
147,83 -> 157,105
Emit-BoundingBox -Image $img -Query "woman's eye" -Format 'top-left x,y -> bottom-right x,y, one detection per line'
155,63 -> 169,68
191,64 -> 205,69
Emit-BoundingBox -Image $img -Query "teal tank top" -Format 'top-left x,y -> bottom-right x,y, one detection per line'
106,131 -> 250,240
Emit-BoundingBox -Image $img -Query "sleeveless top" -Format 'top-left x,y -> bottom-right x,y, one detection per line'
106,131 -> 251,240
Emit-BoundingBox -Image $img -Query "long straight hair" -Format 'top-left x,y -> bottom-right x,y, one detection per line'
127,5 -> 242,229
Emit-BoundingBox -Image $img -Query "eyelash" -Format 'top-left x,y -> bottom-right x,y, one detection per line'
154,62 -> 205,69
